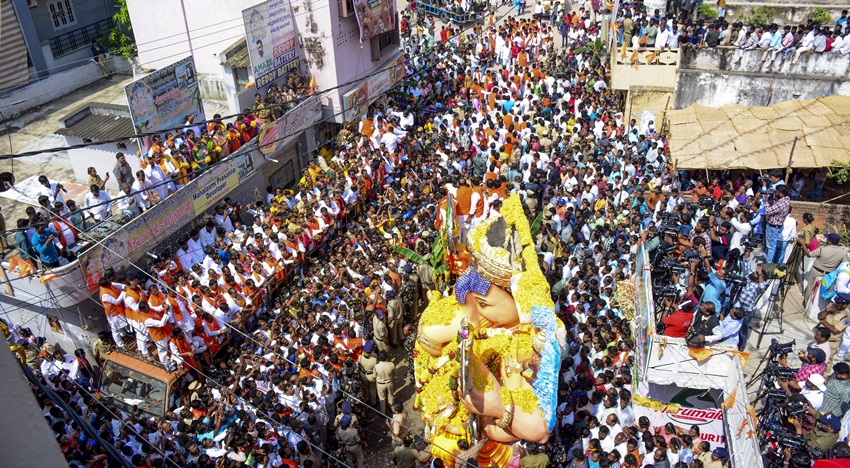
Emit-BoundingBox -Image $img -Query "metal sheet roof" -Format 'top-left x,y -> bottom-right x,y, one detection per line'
55,104 -> 135,142
221,38 -> 251,69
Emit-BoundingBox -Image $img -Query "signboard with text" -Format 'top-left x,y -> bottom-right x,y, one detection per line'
342,55 -> 405,121
243,0 -> 300,89
633,384 -> 727,449
191,160 -> 240,215
353,0 -> 396,43
258,96 -> 321,155
124,56 -> 204,135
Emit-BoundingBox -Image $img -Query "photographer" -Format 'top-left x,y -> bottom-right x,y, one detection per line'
776,346 -> 827,392
733,266 -> 768,351
790,413 -> 841,454
729,210 -> 753,254
764,185 -> 792,264
686,302 -> 721,348
662,299 -> 695,339
708,221 -> 732,262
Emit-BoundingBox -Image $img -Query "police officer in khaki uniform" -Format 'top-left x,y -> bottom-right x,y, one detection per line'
386,290 -> 403,347
336,414 -> 366,468
373,310 -> 388,353
358,341 -> 378,406
385,402 -> 408,447
333,401 -> 359,428
92,330 -> 116,367
374,350 -> 396,415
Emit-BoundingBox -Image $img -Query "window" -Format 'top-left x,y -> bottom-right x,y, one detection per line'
49,0 -> 77,31
234,67 -> 250,91
99,360 -> 168,417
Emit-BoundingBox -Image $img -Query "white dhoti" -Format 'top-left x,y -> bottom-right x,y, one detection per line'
106,315 -> 128,348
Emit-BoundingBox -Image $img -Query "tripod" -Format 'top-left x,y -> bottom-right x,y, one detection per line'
754,275 -> 793,349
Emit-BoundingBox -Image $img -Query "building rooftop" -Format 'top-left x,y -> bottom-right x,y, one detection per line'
221,38 -> 250,69
55,103 -> 135,142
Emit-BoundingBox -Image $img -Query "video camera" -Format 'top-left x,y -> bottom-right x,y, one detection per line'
657,258 -> 688,276
726,272 -> 749,288
769,339 -> 795,357
740,235 -> 760,250
764,361 -> 799,381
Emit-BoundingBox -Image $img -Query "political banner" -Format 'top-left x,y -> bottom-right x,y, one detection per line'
79,231 -> 130,294
124,56 -> 204,135
342,55 -> 405,121
258,96 -> 322,155
124,188 -> 195,260
353,0 -> 396,43
243,0 -> 300,89
191,159 -> 240,215
632,384 -> 727,449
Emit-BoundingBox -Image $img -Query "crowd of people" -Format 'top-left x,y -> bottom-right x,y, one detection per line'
4,1 -> 850,468
612,7 -> 850,61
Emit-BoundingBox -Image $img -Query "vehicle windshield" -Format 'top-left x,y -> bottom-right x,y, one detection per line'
99,360 -> 167,417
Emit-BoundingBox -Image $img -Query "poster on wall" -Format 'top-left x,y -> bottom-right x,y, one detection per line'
258,96 -> 321,155
243,0 -> 300,89
124,56 -> 205,137
632,383 -> 727,449
342,55 -> 406,122
79,230 -> 130,294
353,0 -> 396,43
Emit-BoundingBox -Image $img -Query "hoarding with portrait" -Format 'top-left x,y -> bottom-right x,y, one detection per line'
243,0 -> 300,89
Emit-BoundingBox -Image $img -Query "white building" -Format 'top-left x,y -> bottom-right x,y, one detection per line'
126,0 -> 401,123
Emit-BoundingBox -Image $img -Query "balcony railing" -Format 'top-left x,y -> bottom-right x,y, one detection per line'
50,18 -> 115,58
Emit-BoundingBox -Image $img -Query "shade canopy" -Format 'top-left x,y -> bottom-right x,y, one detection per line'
667,95 -> 850,170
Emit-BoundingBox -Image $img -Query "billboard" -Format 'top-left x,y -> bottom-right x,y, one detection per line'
258,96 -> 322,155
191,160 -> 240,215
353,0 -> 396,43
632,384 -> 727,449
124,56 -> 204,135
342,55 -> 406,121
243,0 -> 300,89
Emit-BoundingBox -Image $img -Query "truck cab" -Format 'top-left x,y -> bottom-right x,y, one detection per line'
98,350 -> 182,418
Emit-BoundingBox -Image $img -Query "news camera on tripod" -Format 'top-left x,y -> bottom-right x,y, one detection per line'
751,338 -> 850,467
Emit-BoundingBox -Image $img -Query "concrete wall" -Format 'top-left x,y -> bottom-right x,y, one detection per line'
725,2 -> 848,26
0,57 -> 132,117
40,43 -> 95,75
63,135 -> 144,192
611,48 -> 680,91
674,68 -> 850,108
680,47 -> 850,78
672,47 -> 850,109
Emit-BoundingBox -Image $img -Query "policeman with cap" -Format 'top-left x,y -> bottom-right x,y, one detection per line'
386,290 -> 403,347
373,309 -> 389,353
705,447 -> 728,468
375,349 -> 396,415
334,400 -> 359,428
92,330 -> 116,367
336,414 -> 366,468
358,341 -> 378,406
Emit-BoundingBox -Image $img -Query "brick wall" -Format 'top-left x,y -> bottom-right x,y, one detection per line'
790,200 -> 850,235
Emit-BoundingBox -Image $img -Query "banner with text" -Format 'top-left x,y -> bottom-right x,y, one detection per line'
192,159 -> 240,215
353,0 -> 396,43
632,384 -> 727,449
124,188 -> 195,260
342,55 -> 405,122
124,56 -> 205,135
243,0 -> 300,89
258,96 -> 321,155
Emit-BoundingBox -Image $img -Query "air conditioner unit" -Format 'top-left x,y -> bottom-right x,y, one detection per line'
28,0 -> 38,7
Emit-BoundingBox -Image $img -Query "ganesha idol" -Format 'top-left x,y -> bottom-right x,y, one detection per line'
413,194 -> 567,467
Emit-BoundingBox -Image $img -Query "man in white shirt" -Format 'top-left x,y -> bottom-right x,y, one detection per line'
83,184 -> 112,221
199,221 -> 217,249
38,175 -> 66,205
214,205 -> 235,233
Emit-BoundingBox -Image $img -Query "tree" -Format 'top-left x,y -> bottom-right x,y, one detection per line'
99,0 -> 137,58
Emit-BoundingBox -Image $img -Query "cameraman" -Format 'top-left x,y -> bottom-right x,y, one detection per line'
708,221 -> 732,262
729,210 -> 753,254
764,185 -> 792,264
686,302 -> 720,347
732,266 -> 768,351
776,346 -> 827,392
